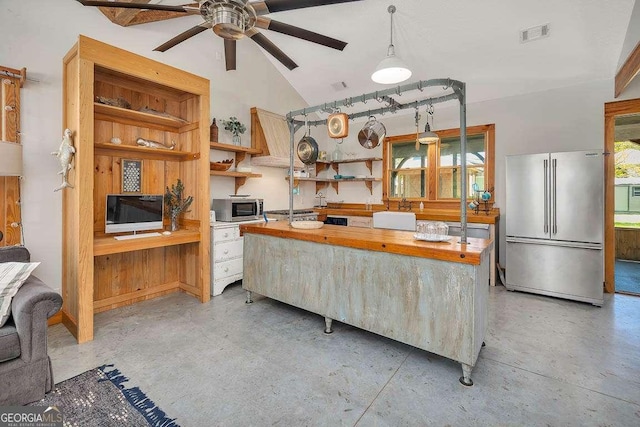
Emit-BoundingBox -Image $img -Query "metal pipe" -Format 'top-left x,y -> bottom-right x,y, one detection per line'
288,118 -> 295,225
287,78 -> 461,119
459,82 -> 468,244
291,93 -> 459,127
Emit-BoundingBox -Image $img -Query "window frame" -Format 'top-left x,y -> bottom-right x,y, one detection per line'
383,123 -> 495,209
632,186 -> 640,197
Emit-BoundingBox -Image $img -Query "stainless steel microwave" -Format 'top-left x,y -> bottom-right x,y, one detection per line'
211,198 -> 263,222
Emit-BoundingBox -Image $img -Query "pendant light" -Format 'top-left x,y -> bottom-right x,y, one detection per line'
371,5 -> 412,85
417,105 -> 439,145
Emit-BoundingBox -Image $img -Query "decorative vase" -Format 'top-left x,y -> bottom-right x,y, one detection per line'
170,215 -> 179,232
232,134 -> 241,146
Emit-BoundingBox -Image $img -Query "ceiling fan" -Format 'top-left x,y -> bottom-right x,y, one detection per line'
77,0 -> 362,71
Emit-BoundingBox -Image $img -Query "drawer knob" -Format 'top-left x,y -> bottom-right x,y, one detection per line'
224,267 -> 229,272
224,250 -> 229,254
224,232 -> 229,237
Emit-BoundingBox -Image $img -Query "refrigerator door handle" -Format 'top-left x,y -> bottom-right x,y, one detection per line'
506,236 -> 602,250
544,159 -> 548,234
552,158 -> 557,235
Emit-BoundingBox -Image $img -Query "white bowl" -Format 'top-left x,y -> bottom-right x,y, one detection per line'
290,221 -> 324,230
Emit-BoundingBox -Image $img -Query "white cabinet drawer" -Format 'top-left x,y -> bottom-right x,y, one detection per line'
213,226 -> 240,242
214,239 -> 243,261
214,258 -> 243,279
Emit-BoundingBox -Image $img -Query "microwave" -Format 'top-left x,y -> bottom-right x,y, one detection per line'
211,198 -> 263,222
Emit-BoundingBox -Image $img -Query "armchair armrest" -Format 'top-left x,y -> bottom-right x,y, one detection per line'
0,246 -> 30,263
10,277 -> 62,362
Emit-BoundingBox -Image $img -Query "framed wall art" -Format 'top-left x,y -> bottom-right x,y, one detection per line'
122,159 -> 142,193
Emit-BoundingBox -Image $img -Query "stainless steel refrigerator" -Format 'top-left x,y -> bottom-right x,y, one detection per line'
505,150 -> 604,306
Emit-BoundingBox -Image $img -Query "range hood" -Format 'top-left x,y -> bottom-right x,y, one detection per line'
250,107 -> 304,169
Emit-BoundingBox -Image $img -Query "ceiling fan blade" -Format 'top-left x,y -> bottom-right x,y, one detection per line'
153,24 -> 210,52
253,0 -> 363,15
256,18 -> 347,51
224,40 -> 237,71
76,0 -> 195,13
246,29 -> 298,70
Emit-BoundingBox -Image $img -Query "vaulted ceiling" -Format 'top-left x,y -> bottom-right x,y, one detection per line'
87,0 -> 636,108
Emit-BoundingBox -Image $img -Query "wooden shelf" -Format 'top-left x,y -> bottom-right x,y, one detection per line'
210,142 -> 262,154
316,157 -> 382,175
210,170 -> 262,194
94,229 -> 201,256
94,103 -> 195,132
94,143 -> 199,161
210,142 -> 262,164
210,171 -> 262,178
286,176 -> 381,195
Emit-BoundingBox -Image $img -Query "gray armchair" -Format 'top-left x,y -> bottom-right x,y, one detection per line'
0,246 -> 62,405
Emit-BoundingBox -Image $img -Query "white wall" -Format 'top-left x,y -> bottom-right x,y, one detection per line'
0,0 -> 310,292
617,0 -> 640,72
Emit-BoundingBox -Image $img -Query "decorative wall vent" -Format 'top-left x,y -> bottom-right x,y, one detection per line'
520,23 -> 550,43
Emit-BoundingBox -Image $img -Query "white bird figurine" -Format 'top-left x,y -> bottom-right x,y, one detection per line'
52,128 -> 76,191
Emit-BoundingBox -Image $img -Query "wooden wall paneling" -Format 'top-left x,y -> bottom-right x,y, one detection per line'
0,74 -> 21,246
93,154 -> 113,232
0,178 -> 5,246
2,78 -> 19,141
143,159 -> 165,194
615,228 -> 640,261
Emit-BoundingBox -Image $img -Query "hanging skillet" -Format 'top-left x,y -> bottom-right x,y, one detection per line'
296,119 -> 319,165
358,116 -> 386,149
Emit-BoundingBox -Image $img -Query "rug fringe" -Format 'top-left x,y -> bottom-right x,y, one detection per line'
99,365 -> 180,427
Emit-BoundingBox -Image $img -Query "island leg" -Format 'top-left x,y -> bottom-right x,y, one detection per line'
324,317 -> 333,334
245,291 -> 253,304
459,363 -> 474,386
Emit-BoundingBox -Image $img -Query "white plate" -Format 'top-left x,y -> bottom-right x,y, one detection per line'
290,221 -> 324,230
414,234 -> 452,242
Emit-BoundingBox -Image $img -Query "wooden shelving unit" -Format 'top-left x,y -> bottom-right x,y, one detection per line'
316,157 -> 382,175
94,143 -> 199,161
210,142 -> 263,193
61,35 -> 211,343
286,176 -> 381,194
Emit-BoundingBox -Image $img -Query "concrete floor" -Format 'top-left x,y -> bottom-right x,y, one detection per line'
47,284 -> 640,426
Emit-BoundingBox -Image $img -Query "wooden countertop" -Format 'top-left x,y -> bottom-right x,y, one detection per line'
240,222 -> 492,266
313,207 -> 500,224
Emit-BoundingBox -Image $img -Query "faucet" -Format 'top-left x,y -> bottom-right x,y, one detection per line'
398,198 -> 412,211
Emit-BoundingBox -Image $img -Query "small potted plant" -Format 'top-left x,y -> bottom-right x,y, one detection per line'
222,116 -> 246,146
165,179 -> 193,231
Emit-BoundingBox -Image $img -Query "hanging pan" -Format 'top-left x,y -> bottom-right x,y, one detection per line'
296,119 -> 318,165
358,116 -> 386,149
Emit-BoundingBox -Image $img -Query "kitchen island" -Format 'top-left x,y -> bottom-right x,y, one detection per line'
240,221 -> 492,385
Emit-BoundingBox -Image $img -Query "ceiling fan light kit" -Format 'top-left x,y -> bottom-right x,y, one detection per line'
78,0 -> 362,71
371,5 -> 412,85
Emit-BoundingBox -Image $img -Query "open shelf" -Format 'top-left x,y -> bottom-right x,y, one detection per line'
93,229 -> 201,256
210,142 -> 262,164
210,170 -> 262,194
94,142 -> 199,161
94,102 -> 197,132
316,157 -> 383,175
286,176 -> 381,195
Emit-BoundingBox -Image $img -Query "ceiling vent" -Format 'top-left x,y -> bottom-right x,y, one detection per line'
520,23 -> 550,43
331,81 -> 348,91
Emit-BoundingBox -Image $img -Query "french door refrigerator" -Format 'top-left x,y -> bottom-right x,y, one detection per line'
506,150 -> 604,306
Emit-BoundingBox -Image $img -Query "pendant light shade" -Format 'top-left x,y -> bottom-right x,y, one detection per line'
371,5 -> 411,85
418,122 -> 439,144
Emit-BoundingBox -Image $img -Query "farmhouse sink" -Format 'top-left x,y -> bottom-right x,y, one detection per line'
372,212 -> 416,231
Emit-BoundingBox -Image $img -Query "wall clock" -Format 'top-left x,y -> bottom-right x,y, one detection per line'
327,113 -> 349,139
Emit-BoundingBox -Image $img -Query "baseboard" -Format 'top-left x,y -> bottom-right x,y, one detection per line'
48,311 -> 62,326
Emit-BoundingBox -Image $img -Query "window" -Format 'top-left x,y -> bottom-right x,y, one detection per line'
383,124 -> 495,208
633,186 -> 640,197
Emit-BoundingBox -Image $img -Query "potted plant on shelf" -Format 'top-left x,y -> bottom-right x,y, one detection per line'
222,116 -> 246,146
165,179 -> 193,231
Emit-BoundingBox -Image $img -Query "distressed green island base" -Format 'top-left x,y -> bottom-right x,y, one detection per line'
240,222 -> 492,386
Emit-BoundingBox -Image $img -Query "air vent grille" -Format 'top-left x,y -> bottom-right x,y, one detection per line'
520,23 -> 550,43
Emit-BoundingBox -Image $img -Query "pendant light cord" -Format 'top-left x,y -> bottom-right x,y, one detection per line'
388,5 -> 395,47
